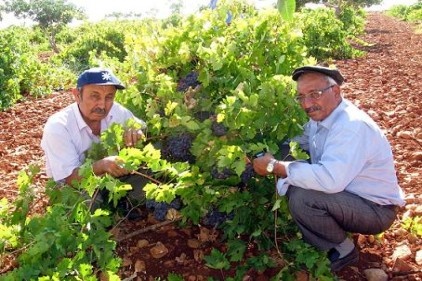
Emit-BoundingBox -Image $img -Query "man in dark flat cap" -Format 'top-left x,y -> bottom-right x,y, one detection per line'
41,67 -> 147,216
253,65 -> 405,271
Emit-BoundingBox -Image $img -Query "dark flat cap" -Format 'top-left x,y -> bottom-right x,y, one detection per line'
77,67 -> 125,89
292,65 -> 345,85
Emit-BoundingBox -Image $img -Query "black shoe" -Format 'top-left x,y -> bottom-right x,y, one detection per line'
328,247 -> 359,272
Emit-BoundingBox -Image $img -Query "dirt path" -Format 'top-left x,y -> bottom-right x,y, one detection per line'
0,12 -> 421,280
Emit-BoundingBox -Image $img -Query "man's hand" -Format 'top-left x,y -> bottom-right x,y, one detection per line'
95,156 -> 131,178
123,128 -> 145,147
253,153 -> 288,178
253,153 -> 275,176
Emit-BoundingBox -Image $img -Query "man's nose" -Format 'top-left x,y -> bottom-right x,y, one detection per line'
301,97 -> 314,107
97,98 -> 106,108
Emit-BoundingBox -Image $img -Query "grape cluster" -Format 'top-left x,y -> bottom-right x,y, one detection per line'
240,163 -> 255,184
210,167 -> 234,180
237,163 -> 256,190
202,208 -> 234,227
162,133 -> 195,163
177,72 -> 200,92
211,121 -> 228,137
146,197 -> 183,221
194,111 -> 212,122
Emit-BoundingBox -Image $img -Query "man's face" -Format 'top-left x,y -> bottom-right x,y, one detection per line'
296,73 -> 341,121
74,84 -> 117,123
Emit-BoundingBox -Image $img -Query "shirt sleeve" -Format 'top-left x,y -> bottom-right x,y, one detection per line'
285,123 -> 369,193
41,124 -> 82,182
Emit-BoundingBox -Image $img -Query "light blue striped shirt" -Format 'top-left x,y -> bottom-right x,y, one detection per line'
277,99 -> 405,206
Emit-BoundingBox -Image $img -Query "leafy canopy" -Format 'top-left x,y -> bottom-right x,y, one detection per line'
3,0 -> 86,51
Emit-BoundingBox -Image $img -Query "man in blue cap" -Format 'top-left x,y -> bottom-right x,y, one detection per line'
41,67 -> 147,216
253,65 -> 405,272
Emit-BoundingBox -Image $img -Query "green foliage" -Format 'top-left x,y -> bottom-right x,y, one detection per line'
0,167 -> 121,280
387,2 -> 422,22
296,0 -> 382,9
0,26 -> 74,110
277,0 -> 296,21
281,239 -> 334,279
57,21 -> 131,72
299,7 -> 364,60
204,248 -> 231,270
4,0 -> 86,52
338,6 -> 366,35
402,216 -> 422,237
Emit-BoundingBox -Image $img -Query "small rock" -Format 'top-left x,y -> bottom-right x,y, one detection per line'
295,270 -> 309,281
415,249 -> 422,265
392,244 -> 412,260
193,249 -> 204,262
166,208 -> 182,221
414,204 -> 422,216
134,259 -> 146,273
393,228 -> 408,238
392,257 -> 415,272
150,242 -> 169,259
137,239 -> 149,248
357,234 -> 367,245
407,233 -> 418,244
122,256 -> 132,267
397,131 -> 413,139
242,275 -> 253,281
187,239 -> 201,248
410,151 -> 422,162
363,268 -> 388,281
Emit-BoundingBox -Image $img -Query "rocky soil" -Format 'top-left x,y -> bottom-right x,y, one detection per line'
0,12 -> 421,280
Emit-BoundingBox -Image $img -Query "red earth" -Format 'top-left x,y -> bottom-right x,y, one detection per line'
0,12 -> 421,280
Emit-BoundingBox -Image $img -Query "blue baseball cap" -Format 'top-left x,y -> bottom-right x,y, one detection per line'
77,67 -> 125,89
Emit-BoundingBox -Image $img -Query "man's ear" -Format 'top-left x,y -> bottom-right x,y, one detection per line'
72,88 -> 81,102
333,84 -> 342,98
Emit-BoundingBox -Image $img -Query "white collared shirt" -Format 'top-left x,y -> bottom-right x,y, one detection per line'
277,99 -> 405,206
41,102 -> 145,182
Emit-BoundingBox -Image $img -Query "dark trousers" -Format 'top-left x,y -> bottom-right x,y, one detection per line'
286,187 -> 398,251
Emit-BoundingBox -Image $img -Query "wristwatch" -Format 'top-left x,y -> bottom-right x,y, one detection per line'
266,159 -> 277,173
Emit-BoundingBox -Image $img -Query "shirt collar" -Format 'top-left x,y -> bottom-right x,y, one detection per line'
315,99 -> 347,129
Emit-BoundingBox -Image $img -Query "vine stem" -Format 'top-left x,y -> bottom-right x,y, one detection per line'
115,218 -> 181,242
273,175 -> 283,259
131,169 -> 162,185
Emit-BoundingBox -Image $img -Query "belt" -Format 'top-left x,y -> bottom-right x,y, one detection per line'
381,204 -> 400,212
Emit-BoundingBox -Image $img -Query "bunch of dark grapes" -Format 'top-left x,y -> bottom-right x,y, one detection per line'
202,208 -> 234,227
238,163 -> 256,190
240,163 -> 255,184
211,121 -> 228,137
162,133 -> 195,163
194,111 -> 213,122
177,72 -> 200,92
153,202 -> 168,221
168,197 -> 182,209
146,197 -> 183,221
211,167 -> 234,180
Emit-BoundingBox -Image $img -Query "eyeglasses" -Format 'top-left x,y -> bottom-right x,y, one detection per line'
295,85 -> 335,103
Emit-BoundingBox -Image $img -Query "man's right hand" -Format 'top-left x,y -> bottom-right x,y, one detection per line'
95,156 -> 130,178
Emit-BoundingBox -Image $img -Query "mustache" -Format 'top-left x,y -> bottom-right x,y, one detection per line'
305,106 -> 321,114
92,108 -> 106,115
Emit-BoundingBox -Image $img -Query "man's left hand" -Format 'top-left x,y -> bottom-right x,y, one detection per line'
124,128 -> 145,147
